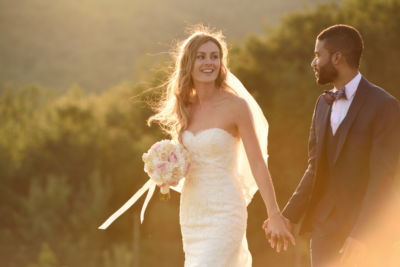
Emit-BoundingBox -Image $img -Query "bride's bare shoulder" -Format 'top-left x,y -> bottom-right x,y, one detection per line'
220,89 -> 250,115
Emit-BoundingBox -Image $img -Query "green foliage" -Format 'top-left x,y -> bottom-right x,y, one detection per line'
0,81 -> 160,267
1,0 -> 399,266
28,243 -> 59,267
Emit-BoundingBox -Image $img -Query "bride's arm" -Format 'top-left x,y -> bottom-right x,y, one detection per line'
233,97 -> 295,250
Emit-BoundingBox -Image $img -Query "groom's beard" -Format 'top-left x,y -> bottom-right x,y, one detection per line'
316,60 -> 338,85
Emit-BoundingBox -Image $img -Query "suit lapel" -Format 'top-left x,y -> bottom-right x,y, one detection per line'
316,99 -> 331,164
332,78 -> 369,164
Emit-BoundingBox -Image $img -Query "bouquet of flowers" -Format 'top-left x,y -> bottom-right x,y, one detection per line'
98,139 -> 190,229
142,139 -> 190,200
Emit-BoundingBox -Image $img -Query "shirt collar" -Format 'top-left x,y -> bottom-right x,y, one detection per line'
334,72 -> 362,99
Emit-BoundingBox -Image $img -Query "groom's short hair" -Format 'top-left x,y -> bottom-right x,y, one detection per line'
317,24 -> 364,69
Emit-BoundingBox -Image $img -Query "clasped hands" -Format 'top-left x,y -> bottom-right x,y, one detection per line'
263,215 -> 366,265
262,213 -> 296,252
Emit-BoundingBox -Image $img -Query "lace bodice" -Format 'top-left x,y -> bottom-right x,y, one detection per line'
183,128 -> 239,175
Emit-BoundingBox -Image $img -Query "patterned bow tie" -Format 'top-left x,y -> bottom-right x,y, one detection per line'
322,87 -> 347,105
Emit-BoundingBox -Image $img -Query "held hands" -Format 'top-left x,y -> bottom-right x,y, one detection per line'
262,213 -> 296,252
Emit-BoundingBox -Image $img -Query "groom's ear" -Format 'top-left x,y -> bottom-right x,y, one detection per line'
331,51 -> 343,65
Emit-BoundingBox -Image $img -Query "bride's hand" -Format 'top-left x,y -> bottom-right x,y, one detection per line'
168,180 -> 179,186
263,213 -> 295,252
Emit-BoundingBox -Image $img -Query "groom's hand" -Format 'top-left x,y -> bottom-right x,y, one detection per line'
339,236 -> 366,266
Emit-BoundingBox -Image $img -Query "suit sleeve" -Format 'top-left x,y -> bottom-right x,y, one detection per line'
350,98 -> 400,240
282,97 -> 321,223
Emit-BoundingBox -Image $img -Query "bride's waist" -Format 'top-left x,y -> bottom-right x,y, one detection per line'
184,170 -> 240,187
187,166 -> 236,178
181,173 -> 245,204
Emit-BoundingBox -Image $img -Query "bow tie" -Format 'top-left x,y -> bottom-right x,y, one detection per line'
322,88 -> 347,105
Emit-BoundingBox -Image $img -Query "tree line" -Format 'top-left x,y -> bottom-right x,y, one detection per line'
1,0 -> 399,266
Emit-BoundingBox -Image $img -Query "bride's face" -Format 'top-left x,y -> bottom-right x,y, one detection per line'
191,41 -> 221,85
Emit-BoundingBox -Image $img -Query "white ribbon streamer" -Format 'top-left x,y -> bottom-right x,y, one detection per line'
98,179 -> 156,229
140,180 -> 156,223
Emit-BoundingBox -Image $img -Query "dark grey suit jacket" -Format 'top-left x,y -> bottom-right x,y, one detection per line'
282,77 -> 400,242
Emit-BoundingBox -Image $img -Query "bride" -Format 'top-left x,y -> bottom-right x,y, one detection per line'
147,25 -> 295,266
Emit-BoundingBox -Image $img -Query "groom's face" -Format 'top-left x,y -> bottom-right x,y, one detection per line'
311,40 -> 338,85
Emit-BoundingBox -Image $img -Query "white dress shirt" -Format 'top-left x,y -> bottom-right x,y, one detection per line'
330,72 -> 362,135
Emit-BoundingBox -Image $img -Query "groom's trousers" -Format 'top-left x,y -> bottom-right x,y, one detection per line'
310,220 -> 348,267
309,202 -> 395,267
310,202 -> 349,267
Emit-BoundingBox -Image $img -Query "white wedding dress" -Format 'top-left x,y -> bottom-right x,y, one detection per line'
180,128 -> 252,267
97,73 -> 267,267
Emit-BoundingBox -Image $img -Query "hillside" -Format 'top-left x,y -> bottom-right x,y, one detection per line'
0,0 -> 337,91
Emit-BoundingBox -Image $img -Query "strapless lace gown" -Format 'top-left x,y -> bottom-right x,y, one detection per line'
180,128 -> 252,267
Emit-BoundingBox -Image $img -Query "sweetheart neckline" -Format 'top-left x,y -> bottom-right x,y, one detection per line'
184,128 -> 237,140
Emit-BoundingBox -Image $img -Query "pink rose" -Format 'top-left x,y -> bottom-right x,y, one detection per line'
156,162 -> 167,174
168,152 -> 178,162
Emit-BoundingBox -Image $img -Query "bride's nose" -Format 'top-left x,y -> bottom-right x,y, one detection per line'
204,57 -> 213,65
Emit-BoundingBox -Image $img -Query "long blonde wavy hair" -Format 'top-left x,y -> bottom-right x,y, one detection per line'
147,25 -> 229,140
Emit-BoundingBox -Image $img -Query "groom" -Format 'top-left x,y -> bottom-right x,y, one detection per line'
265,24 -> 400,266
